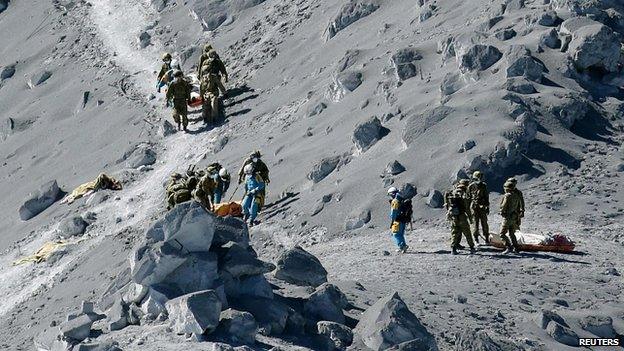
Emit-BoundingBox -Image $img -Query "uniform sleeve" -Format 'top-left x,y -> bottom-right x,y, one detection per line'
484,183 -> 490,206
518,190 -> 525,212
390,199 -> 400,221
197,55 -> 204,76
500,194 -> 509,215
218,60 -> 227,76
165,84 -> 173,100
157,64 -> 166,80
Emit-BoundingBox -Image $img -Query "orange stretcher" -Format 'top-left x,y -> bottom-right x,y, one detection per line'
214,201 -> 243,217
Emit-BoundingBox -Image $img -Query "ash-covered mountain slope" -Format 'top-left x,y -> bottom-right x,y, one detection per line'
0,0 -> 624,350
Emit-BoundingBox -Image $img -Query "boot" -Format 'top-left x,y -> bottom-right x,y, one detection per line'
177,123 -> 181,131
502,247 -> 512,255
470,247 -> 476,254
457,244 -> 466,250
452,247 -> 459,255
513,246 -> 521,254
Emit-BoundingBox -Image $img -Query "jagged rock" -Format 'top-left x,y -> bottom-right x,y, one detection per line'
274,246 -> 328,287
326,0 -> 380,40
419,6 -> 433,22
352,116 -> 388,153
459,140 -> 476,153
504,0 -> 524,11
166,290 -> 222,335
440,72 -> 465,96
355,292 -> 435,351
160,201 -> 216,252
317,321 -> 354,350
56,216 -> 88,239
402,106 -> 453,146
580,315 -> 616,338
494,28 -> 516,41
309,101 -> 328,117
1,63 -> 15,80
546,321 -> 578,346
560,17 -> 598,35
222,242 -> 275,278
533,309 -> 568,329
391,48 -> 423,81
540,28 -> 561,49
400,183 -> 417,199
120,143 -> 157,169
121,283 -> 148,305
459,45 -> 502,73
213,216 -> 249,248
478,16 -> 504,31
159,120 -> 176,137
345,209 -> 371,231
131,241 -> 187,286
327,71 -> 362,102
304,283 -> 349,324
29,69 -> 52,86
538,11 -> 558,26
141,284 -> 180,316
505,46 -> 544,83
19,180 -> 64,220
504,77 -> 537,94
237,274 -> 274,299
455,329 -> 520,350
337,50 -> 360,72
308,155 -> 342,183
547,95 -> 590,128
233,296 -> 290,335
218,309 -> 258,344
106,299 -> 129,332
426,190 -> 444,208
161,252 -> 219,294
59,314 -> 93,342
568,24 -> 621,72
385,161 -> 406,175
138,31 -> 151,48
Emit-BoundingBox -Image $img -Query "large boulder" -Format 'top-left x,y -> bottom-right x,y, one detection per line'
274,246 -> 328,287
459,45 -> 502,72
580,315 -> 617,338
106,299 -> 129,332
505,46 -> 545,83
391,48 -> 423,81
308,156 -> 342,183
325,0 -> 380,40
140,284 -> 181,317
213,216 -> 249,248
317,321 -> 354,350
130,241 -> 187,286
232,296 -> 290,335
19,180 -> 64,220
221,242 -> 275,278
59,314 -> 93,342
160,252 -> 219,294
546,321 -> 579,347
304,283 -> 349,324
352,116 -> 388,153
165,290 -> 222,336
568,24 -> 621,72
160,201 -> 216,252
120,144 -> 157,169
354,292 -> 435,351
218,309 -> 258,344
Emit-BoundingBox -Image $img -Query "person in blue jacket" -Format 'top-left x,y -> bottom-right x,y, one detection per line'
388,187 -> 410,254
242,164 -> 265,227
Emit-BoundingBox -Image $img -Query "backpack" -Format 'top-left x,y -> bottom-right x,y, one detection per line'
396,199 -> 413,223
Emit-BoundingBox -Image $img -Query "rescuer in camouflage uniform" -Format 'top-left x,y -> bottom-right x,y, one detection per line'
468,171 -> 490,244
448,182 -> 475,255
499,180 -> 523,254
165,70 -> 192,131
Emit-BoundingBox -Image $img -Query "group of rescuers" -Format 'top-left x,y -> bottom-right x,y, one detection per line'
158,45 -> 527,252
166,151 -> 269,227
157,44 -> 228,132
386,171 -> 525,255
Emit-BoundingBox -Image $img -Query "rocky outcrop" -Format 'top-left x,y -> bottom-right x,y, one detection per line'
325,0 -> 380,40
391,48 -> 423,80
568,24 -> 621,72
19,180 -> 64,220
459,44 -> 502,73
274,246 -> 328,287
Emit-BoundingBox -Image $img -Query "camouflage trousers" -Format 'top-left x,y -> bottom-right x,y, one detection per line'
202,93 -> 220,124
499,216 -> 520,250
450,215 -> 474,249
172,99 -> 188,128
471,207 -> 489,242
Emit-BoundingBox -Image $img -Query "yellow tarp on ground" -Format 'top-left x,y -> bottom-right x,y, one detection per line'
214,201 -> 243,217
61,173 -> 122,204
12,240 -> 71,265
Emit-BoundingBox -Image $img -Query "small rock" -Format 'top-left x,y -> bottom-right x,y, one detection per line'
440,72 -> 465,96
29,69 -> 52,86
454,294 -> 467,304
538,11 -> 558,26
138,31 -> 151,48
106,299 -> 129,332
317,321 -> 353,350
345,209 -> 371,231
304,283 -> 349,324
540,28 -> 561,49
534,309 -> 567,329
505,46 -> 544,82
385,161 -> 406,176
159,120 -> 176,137
19,180 -> 64,220
308,101 -> 328,117
308,156 -> 342,183
580,315 -> 616,338
426,190 -> 444,208
352,116 -> 388,153
56,216 -> 89,239
165,290 -> 222,336
458,140 -> 476,153
504,77 -> 537,94
391,48 -> 423,81
459,45 -> 502,73
494,28 -> 517,41
60,314 -> 93,342
218,309 -> 258,345
325,0 -> 380,40
120,143 -> 157,169
1,64 -> 16,80
400,183 -> 417,199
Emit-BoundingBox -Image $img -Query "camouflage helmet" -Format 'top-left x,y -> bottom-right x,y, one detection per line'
173,70 -> 183,78
472,171 -> 482,180
503,181 -> 514,189
459,179 -> 470,186
507,177 -> 518,184
170,172 -> 182,179
162,52 -> 172,61
203,44 -> 213,53
208,50 -> 218,59
250,150 -> 262,158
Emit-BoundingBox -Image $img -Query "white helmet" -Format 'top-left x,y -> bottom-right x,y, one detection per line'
219,168 -> 229,178
243,164 -> 254,175
387,187 -> 399,196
